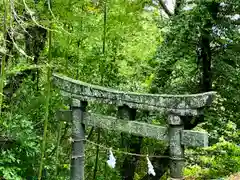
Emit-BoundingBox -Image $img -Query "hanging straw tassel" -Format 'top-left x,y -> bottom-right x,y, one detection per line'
146,155 -> 156,176
107,148 -> 116,168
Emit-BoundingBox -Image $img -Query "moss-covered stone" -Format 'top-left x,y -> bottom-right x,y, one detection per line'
52,73 -> 216,116
57,110 -> 209,147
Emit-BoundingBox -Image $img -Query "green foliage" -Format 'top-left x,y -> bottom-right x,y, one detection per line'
0,77 -> 67,179
185,138 -> 240,179
1,0 -> 240,179
51,0 -> 161,91
1,0 -> 160,179
151,0 -> 240,178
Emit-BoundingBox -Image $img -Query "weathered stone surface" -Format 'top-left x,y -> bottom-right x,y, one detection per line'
53,74 -> 214,180
61,91 -> 201,116
181,130 -> 208,147
168,115 -> 182,125
71,99 -> 87,180
168,115 -> 184,179
54,111 -> 208,147
84,112 -> 169,141
52,73 -> 216,116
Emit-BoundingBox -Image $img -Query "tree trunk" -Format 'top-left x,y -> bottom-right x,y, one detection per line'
141,2 -> 219,180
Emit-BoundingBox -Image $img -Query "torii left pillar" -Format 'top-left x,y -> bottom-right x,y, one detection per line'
71,99 -> 87,180
168,114 -> 184,180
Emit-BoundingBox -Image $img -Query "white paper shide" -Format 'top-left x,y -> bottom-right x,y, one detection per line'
107,148 -> 116,168
146,156 -> 156,176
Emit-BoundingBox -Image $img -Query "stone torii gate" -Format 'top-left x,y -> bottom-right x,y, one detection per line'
52,73 -> 216,180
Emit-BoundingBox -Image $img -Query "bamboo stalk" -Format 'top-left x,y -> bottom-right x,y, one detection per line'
54,121 -> 63,178
93,1 -> 107,179
102,0 -> 107,55
103,130 -> 108,179
76,4 -> 84,79
92,1 -> 107,179
38,16 -> 52,180
0,0 -> 8,115
93,128 -> 101,179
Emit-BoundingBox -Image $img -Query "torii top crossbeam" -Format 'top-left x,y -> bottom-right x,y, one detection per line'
52,73 -> 216,116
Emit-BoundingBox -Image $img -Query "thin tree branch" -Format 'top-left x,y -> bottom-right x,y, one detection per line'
158,0 -> 173,17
